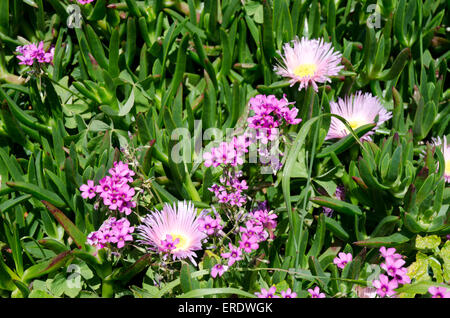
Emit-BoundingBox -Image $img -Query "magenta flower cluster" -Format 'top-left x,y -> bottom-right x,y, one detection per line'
238,204 -> 277,253
198,211 -> 223,236
372,247 -> 411,298
247,201 -> 278,238
79,161 -> 136,215
208,171 -> 248,207
247,94 -> 301,144
255,286 -> 297,298
16,42 -> 54,66
209,202 -> 278,279
225,203 -> 277,261
87,217 -> 134,249
203,135 -> 250,168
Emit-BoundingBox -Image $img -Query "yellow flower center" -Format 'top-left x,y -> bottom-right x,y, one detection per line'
347,118 -> 368,131
445,159 -> 450,176
170,233 -> 189,251
294,63 -> 317,78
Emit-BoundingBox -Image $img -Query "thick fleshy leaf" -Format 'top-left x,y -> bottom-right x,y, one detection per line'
21,250 -> 73,283
310,196 -> 362,216
354,233 -> 410,248
177,288 -> 256,298
6,182 -> 66,208
42,201 -> 86,249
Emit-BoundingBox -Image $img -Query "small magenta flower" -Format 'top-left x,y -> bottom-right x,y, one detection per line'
372,274 -> 398,298
80,180 -> 96,199
428,286 -> 450,298
77,0 -> 95,4
333,252 -> 353,269
308,286 -> 325,298
281,288 -> 297,298
381,257 -> 406,277
392,268 -> 411,285
110,226 -> 134,249
198,215 -> 220,236
159,234 -> 180,253
240,221 -> 264,238
255,286 -> 279,298
379,246 -> 403,260
221,243 -> 243,266
211,264 -> 228,278
239,234 -> 259,253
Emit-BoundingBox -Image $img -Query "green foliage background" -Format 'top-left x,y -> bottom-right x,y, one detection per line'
0,0 -> 448,298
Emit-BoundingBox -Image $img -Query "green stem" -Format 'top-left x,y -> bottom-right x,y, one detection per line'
101,279 -> 114,298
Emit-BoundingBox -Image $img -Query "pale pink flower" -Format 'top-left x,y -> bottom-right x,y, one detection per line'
275,37 -> 344,92
326,91 -> 392,141
137,201 -> 207,265
431,136 -> 450,183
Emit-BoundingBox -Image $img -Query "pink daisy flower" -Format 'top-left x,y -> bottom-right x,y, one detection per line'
326,91 -> 392,141
274,37 -> 344,92
431,136 -> 450,183
137,201 -> 207,265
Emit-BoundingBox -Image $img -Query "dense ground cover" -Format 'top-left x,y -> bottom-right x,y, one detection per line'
0,0 -> 449,299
